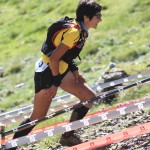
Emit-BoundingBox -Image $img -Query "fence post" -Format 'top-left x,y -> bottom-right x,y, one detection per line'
0,124 -> 6,150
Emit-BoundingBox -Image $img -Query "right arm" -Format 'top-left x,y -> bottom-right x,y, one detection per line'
47,43 -> 69,98
50,43 -> 69,76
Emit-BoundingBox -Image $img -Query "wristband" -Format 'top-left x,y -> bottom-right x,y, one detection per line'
53,74 -> 61,87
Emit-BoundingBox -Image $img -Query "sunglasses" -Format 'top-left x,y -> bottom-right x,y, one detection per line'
95,13 -> 102,19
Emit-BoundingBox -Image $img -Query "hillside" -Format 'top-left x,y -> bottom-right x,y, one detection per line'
0,0 -> 150,111
0,0 -> 150,149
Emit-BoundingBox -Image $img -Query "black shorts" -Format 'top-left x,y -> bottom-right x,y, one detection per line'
34,67 -> 69,93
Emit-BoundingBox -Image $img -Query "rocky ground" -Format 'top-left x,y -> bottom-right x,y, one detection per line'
18,108 -> 150,150
47,109 -> 150,150
8,108 -> 150,150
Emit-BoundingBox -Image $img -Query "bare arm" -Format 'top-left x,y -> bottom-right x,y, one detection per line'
43,43 -> 70,99
49,43 -> 69,76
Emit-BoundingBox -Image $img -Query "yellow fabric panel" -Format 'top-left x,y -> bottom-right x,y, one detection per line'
42,54 -> 68,74
54,27 -> 80,48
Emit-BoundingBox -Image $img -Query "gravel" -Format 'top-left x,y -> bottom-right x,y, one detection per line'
24,109 -> 150,150
49,109 -> 150,150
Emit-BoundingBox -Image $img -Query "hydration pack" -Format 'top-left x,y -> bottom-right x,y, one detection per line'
41,16 -> 88,63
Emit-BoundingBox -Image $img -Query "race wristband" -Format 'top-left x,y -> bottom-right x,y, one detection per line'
53,74 -> 61,87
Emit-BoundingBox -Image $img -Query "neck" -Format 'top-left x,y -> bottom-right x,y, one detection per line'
83,20 -> 90,30
80,21 -> 89,38
81,22 -> 89,31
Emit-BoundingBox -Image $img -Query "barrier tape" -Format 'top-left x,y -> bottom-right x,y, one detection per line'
4,98 -> 150,149
0,101 -> 80,125
0,96 -> 148,142
3,77 -> 150,138
1,70 -> 150,120
1,94 -> 148,125
66,122 -> 150,150
0,86 -> 129,124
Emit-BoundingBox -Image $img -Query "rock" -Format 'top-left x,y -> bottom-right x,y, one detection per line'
96,67 -> 129,104
102,68 -> 129,82
15,82 -> 25,88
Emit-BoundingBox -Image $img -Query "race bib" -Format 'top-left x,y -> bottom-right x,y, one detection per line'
35,58 -> 48,72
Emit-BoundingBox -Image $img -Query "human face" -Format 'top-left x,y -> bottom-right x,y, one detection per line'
84,13 -> 102,29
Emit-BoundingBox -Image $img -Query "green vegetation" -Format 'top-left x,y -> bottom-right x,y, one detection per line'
0,0 -> 150,148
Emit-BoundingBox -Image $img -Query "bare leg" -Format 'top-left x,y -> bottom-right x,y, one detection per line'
60,71 -> 96,108
12,88 -> 53,144
59,71 -> 96,146
30,88 -> 53,121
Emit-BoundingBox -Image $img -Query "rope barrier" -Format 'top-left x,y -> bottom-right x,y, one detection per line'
66,122 -> 150,150
3,77 -> 150,137
3,98 -> 150,149
1,70 -> 150,120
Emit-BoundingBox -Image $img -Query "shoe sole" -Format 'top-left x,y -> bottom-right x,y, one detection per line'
59,140 -> 81,146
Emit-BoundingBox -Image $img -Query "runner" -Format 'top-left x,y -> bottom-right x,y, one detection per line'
10,0 -> 102,149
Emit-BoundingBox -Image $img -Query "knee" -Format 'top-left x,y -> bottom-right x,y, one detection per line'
78,91 -> 96,108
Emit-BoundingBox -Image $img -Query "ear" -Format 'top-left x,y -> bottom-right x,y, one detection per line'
84,15 -> 90,21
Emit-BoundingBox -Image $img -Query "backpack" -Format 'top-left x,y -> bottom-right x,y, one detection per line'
41,16 -> 88,62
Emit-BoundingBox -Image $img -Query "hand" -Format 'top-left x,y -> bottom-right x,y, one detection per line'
72,70 -> 86,83
43,85 -> 58,99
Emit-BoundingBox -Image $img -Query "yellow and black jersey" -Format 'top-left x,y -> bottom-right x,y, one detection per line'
41,16 -> 88,74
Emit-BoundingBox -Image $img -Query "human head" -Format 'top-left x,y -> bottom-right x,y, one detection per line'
76,0 -> 102,22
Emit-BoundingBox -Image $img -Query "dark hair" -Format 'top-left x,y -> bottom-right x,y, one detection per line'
76,0 -> 102,22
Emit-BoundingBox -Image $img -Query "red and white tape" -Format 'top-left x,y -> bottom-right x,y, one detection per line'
3,98 -> 150,149
66,122 -> 150,150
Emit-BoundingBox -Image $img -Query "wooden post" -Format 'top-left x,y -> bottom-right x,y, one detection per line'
0,124 -> 6,150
